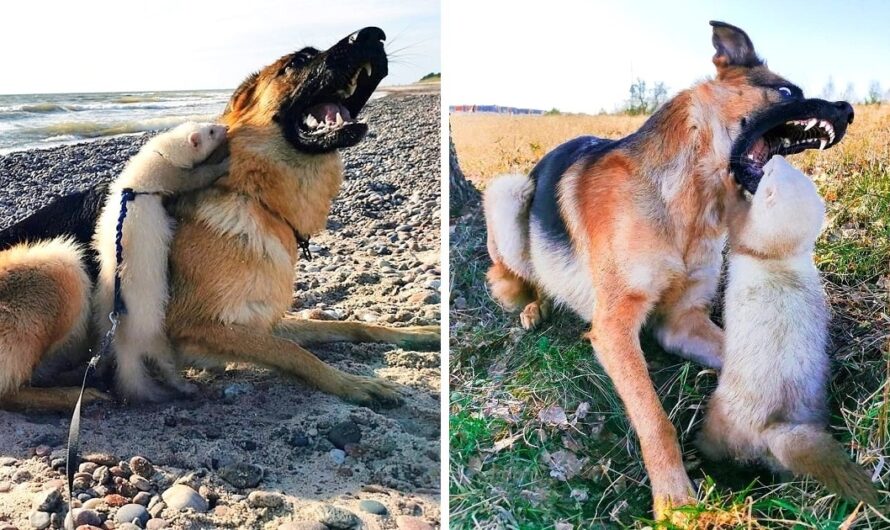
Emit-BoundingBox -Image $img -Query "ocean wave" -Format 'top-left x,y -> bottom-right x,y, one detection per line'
30,114 -> 217,140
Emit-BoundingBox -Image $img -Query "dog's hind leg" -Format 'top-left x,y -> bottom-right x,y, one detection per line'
588,283 -> 694,521
273,315 -> 439,350
519,292 -> 551,330
174,322 -> 403,408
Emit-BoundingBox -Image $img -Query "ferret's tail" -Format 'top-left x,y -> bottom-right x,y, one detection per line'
483,173 -> 536,311
764,422 -> 879,505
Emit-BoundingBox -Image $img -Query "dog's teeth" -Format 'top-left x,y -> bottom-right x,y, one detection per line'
829,130 -> 835,142
748,153 -> 755,160
305,115 -> 318,128
804,118 -> 818,131
363,63 -> 372,76
335,112 -> 344,126
819,139 -> 827,150
782,138 -> 790,148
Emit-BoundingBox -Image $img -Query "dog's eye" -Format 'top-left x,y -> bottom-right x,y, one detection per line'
777,86 -> 793,98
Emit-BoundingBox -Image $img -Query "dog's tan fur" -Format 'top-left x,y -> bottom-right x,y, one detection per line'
0,238 -> 107,409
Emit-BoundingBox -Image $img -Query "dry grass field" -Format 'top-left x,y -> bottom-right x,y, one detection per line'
449,105 -> 890,528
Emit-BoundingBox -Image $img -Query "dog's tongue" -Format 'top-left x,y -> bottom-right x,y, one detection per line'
308,103 -> 351,124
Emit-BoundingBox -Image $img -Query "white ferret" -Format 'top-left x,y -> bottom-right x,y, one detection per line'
697,156 -> 877,504
93,121 -> 228,402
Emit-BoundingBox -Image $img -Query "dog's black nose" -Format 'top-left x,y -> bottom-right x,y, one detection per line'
351,27 -> 386,45
835,101 -> 854,124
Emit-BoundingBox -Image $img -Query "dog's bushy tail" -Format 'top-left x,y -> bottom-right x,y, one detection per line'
765,422 -> 879,505
483,173 -> 536,310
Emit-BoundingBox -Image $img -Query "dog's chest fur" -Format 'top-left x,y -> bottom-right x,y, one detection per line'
167,130 -> 343,329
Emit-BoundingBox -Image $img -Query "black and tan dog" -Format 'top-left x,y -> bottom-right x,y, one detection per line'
0,27 -> 439,410
484,21 -> 854,519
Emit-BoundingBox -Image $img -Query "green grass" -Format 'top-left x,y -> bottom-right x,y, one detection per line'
449,146 -> 890,527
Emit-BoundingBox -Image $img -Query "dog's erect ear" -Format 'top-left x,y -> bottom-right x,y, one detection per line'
188,131 -> 202,149
223,72 -> 259,118
710,21 -> 762,73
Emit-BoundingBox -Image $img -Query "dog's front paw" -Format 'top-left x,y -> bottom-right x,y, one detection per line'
652,476 -> 697,525
340,375 -> 404,409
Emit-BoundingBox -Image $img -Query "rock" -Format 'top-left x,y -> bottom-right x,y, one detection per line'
133,492 -> 152,506
145,520 -> 169,530
118,524 -> 143,530
28,511 -> 50,530
160,485 -> 208,512
395,516 -> 434,530
326,421 -> 362,449
358,499 -> 387,515
92,466 -> 111,485
118,480 -> 139,498
129,475 -> 151,491
109,466 -> 129,479
74,526 -> 103,530
313,504 -> 360,529
32,488 -> 61,512
104,494 -> 128,507
287,431 -> 310,448
0,457 -> 17,466
114,504 -> 149,526
148,501 -> 166,519
12,470 -> 32,482
129,457 -> 153,478
247,490 -> 284,508
83,453 -> 117,467
71,508 -> 102,527
222,383 -> 252,401
328,449 -> 346,465
78,462 -> 98,474
0,481 -> 11,493
218,462 -> 263,488
82,498 -> 105,510
33,445 -> 51,457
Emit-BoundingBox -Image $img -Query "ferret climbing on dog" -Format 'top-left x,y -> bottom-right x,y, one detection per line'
93,121 -> 228,402
697,156 -> 878,504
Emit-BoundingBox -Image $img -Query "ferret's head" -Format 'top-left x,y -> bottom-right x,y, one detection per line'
733,155 -> 825,256
153,121 -> 228,169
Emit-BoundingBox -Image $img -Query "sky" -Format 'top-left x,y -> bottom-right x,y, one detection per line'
444,0 -> 890,114
0,0 -> 440,94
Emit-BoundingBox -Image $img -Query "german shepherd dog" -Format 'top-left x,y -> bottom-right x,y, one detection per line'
0,27 -> 439,409
483,21 -> 853,518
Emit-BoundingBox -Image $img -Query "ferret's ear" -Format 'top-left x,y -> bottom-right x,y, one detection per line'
188,131 -> 202,149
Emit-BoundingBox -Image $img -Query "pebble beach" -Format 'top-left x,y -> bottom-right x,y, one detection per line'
0,92 -> 441,530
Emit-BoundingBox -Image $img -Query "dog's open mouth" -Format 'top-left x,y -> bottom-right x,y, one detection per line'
731,99 -> 854,193
298,63 -> 375,137
279,28 -> 388,154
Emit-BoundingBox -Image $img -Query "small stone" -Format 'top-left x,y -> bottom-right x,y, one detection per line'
114,504 -> 149,526
29,511 -> 50,530
328,449 -> 346,465
71,508 -> 102,527
145,520 -> 169,530
148,501 -> 166,519
160,485 -> 208,512
83,453 -> 117,467
222,383 -> 252,401
12,469 -> 32,482
118,481 -> 138,498
287,431 -> 310,448
326,422 -> 362,449
92,466 -> 111,485
129,475 -> 151,491
313,504 -> 360,529
198,485 -> 217,504
82,498 -> 105,510
79,462 -> 98,474
358,500 -> 387,515
118,524 -> 142,530
0,481 -> 11,492
133,492 -> 152,506
247,491 -> 284,508
0,456 -> 16,466
75,526 -> 103,530
32,488 -> 62,512
109,466 -> 129,479
218,463 -> 263,488
395,516 -> 434,530
33,445 -> 51,457
129,457 -> 153,478
104,494 -> 128,507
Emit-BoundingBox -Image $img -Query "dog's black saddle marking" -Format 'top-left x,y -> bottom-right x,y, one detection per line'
529,136 -> 616,246
0,183 -> 108,279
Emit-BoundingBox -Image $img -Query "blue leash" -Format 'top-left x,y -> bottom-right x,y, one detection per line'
65,187 -> 151,518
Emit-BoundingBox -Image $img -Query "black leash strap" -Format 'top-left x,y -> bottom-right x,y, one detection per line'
66,187 -> 148,516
